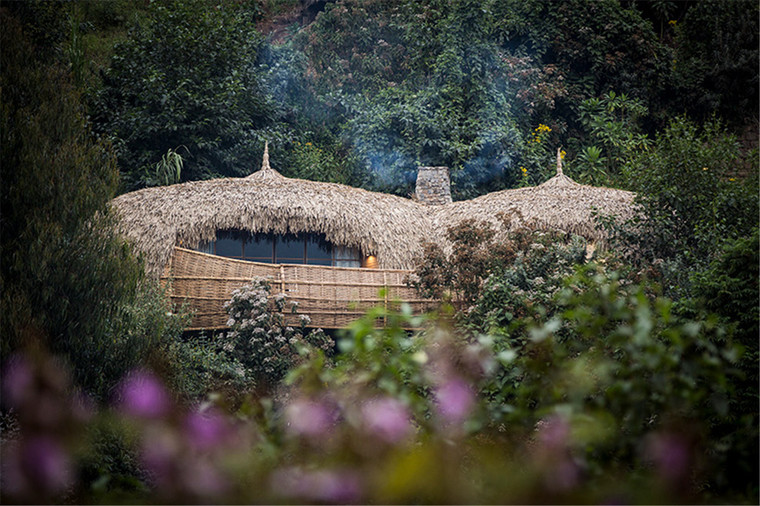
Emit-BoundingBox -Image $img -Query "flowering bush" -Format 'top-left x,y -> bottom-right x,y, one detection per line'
222,277 -> 334,390
518,123 -> 558,186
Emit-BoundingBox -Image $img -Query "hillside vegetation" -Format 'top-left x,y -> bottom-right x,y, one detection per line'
1,1 -> 757,503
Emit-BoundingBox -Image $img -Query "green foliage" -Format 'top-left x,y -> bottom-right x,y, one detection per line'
163,332 -> 252,406
287,139 -> 360,184
93,0 -> 280,189
140,147 -> 185,187
479,265 -> 748,497
76,420 -> 148,503
606,117 -> 758,297
574,91 -> 651,185
290,298 -> 431,415
466,232 -> 587,334
689,229 -> 759,494
493,0 -> 667,130
306,0 -> 522,198
0,12 -> 187,401
517,123 -> 557,186
574,145 -> 607,183
413,216 -> 517,306
691,228 -> 760,348
669,0 -> 759,126
413,215 -> 586,322
223,278 -> 334,391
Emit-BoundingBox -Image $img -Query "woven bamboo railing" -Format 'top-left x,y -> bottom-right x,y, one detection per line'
162,247 -> 434,330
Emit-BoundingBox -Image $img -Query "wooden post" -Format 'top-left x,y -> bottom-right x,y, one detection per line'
383,270 -> 388,326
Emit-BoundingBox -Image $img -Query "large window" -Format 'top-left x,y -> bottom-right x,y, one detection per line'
198,231 -> 364,268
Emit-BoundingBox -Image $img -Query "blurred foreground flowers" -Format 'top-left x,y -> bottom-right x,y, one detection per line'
0,269 -> 753,503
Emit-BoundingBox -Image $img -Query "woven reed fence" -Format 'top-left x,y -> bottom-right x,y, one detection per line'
162,247 -> 434,330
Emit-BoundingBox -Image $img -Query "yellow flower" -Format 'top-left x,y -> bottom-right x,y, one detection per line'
520,166 -> 527,176
729,177 -> 736,181
306,142 -> 312,146
668,19 -> 677,26
560,150 -> 566,159
702,167 -> 708,171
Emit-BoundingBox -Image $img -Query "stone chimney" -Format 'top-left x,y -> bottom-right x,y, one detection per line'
415,166 -> 452,205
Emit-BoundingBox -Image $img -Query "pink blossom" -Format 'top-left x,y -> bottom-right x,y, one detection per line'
1,355 -> 34,408
537,415 -> 570,450
435,377 -> 475,424
361,397 -> 411,443
284,397 -> 336,438
184,410 -> 233,451
2,436 -> 74,497
270,467 -> 362,503
181,459 -> 228,498
116,369 -> 170,419
645,432 -> 691,484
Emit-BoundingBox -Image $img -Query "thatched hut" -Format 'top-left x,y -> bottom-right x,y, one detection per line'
111,147 -> 634,330
433,152 -> 635,250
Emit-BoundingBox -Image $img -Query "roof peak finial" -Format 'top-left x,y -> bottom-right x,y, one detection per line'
556,146 -> 563,176
261,141 -> 270,171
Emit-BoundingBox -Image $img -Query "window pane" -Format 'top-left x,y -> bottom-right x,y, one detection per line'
309,258 -> 332,266
197,241 -> 214,254
245,233 -> 274,262
215,230 -> 247,258
334,246 -> 360,261
215,237 -> 243,258
336,259 -> 360,268
275,234 -> 304,263
306,234 -> 332,262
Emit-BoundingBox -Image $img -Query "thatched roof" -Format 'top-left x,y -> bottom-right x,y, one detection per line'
432,172 -> 636,248
111,146 -> 635,276
111,147 -> 436,276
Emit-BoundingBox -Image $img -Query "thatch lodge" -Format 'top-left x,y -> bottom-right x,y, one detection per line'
111,147 -> 635,330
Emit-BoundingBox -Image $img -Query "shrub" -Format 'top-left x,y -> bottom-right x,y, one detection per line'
412,215 -> 587,327
600,116 -> 759,300
478,264 -> 749,500
0,12 -> 187,402
163,332 -> 252,407
465,231 -> 586,334
222,278 -> 334,391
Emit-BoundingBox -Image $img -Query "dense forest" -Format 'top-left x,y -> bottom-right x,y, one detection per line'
1,0 -> 758,503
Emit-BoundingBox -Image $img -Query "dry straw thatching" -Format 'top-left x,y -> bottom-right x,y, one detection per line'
432,149 -> 635,250
111,147 -> 436,277
111,146 -> 635,276
433,181 -> 635,251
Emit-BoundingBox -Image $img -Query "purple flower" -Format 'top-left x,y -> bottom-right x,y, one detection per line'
24,437 -> 73,491
12,436 -> 74,495
116,369 -> 170,419
270,467 -> 362,503
184,410 -> 232,451
284,397 -> 336,438
435,377 -> 475,424
1,355 -> 34,409
537,415 -> 570,450
361,397 -> 411,443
